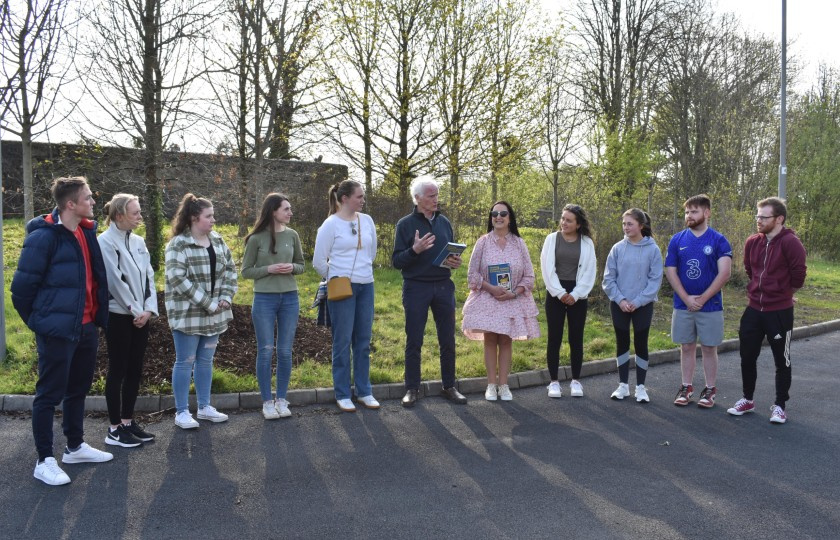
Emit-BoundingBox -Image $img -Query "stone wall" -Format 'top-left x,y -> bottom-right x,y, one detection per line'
1,140 -> 347,249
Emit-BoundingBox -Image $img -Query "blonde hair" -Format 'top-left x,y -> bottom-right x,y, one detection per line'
102,193 -> 139,226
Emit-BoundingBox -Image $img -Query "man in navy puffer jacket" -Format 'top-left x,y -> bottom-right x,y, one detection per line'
11,176 -> 113,486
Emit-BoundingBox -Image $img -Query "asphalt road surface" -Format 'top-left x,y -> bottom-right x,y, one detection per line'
2,331 -> 838,539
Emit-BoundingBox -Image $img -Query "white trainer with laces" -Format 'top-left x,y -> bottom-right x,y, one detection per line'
197,405 -> 229,423
34,457 -> 71,486
498,384 -> 513,401
611,382 -> 630,400
175,411 -> 199,429
275,398 -> 292,418
635,384 -> 650,403
262,402 -> 280,420
358,395 -> 380,409
61,442 -> 114,464
547,381 -> 562,398
485,384 -> 498,401
570,380 -> 584,397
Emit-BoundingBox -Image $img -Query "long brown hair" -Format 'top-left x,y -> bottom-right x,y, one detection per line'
170,193 -> 213,237
245,193 -> 290,254
328,180 -> 362,215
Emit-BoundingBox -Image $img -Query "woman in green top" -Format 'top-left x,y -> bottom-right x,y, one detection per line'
242,193 -> 305,420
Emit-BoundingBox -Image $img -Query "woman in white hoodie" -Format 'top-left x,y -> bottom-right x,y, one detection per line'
540,204 -> 596,398
602,208 -> 663,403
98,194 -> 158,447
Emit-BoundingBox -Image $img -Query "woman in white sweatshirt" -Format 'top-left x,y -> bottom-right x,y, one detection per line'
540,204 -> 596,399
98,194 -> 158,448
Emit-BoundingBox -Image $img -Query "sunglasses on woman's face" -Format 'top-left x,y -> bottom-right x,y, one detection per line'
490,211 -> 509,218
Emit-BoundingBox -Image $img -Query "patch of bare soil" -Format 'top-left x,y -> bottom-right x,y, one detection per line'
94,293 -> 332,390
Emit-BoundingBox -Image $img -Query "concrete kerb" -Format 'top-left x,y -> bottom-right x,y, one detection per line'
3,319 -> 839,413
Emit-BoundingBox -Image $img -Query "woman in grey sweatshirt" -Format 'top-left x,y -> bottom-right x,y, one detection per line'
602,208 -> 663,403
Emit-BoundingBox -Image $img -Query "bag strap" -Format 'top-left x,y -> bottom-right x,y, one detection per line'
349,215 -> 361,280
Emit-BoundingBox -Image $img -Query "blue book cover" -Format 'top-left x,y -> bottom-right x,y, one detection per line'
431,242 -> 467,267
488,263 -> 512,291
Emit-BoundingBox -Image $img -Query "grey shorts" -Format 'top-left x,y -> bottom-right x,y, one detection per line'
671,309 -> 724,346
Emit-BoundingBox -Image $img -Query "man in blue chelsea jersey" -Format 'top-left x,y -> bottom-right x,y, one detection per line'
665,195 -> 732,409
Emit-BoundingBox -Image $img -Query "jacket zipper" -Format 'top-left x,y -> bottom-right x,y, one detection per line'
757,238 -> 771,311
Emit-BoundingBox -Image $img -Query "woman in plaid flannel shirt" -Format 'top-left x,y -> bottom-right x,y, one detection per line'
165,194 -> 238,429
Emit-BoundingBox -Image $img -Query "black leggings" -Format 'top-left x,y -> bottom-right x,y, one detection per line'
610,302 -> 654,385
545,281 -> 588,380
105,313 -> 150,425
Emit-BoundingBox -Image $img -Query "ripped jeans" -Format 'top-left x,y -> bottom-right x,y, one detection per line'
171,330 -> 220,413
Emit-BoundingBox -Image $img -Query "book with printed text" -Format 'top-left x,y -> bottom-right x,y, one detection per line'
488,263 -> 512,291
431,242 -> 467,267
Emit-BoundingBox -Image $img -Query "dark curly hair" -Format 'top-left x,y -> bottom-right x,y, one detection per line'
560,204 -> 592,238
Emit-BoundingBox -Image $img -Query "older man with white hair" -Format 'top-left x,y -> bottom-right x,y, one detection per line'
392,177 -> 467,407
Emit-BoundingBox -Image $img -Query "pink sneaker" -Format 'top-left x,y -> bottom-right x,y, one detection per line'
727,398 -> 755,416
770,405 -> 787,424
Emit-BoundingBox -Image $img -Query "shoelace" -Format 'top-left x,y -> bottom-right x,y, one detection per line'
43,459 -> 64,476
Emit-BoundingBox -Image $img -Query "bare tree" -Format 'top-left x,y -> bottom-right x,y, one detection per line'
431,0 -> 492,217
374,0 -> 444,206
572,0 -> 675,206
320,0 -> 386,193
536,30 -> 584,220
81,0 -> 217,268
1,0 -> 74,220
480,0 -> 544,202
204,0 -> 323,233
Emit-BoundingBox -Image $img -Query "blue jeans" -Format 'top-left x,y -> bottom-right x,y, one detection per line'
327,282 -> 374,400
33,322 -> 99,460
171,330 -> 220,413
252,291 -> 299,401
402,278 -> 457,390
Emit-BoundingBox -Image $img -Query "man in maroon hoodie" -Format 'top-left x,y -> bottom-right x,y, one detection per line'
727,197 -> 807,424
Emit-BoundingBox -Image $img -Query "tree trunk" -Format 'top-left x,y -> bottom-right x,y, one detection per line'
21,125 -> 34,221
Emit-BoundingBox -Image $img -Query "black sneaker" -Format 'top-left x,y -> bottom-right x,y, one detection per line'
123,420 -> 155,442
105,425 -> 143,448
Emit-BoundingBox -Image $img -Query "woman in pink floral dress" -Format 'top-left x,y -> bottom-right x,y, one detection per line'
462,201 -> 540,401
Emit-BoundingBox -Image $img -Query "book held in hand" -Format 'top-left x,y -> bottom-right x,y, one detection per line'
488,263 -> 512,291
431,242 -> 467,267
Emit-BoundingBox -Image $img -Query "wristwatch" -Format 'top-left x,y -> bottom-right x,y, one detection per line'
512,290 -> 518,299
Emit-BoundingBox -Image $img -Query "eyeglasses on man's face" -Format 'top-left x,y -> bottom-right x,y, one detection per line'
755,215 -> 777,221
490,211 -> 509,218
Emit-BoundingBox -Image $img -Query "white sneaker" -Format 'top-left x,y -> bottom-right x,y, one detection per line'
175,411 -> 199,429
61,442 -> 114,464
635,384 -> 650,403
197,405 -> 229,423
547,381 -> 562,398
262,401 -> 280,420
336,398 -> 356,412
358,395 -> 380,409
498,384 -> 513,401
275,398 -> 292,418
611,382 -> 630,400
34,457 -> 70,485
570,380 -> 584,397
485,384 -> 498,401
